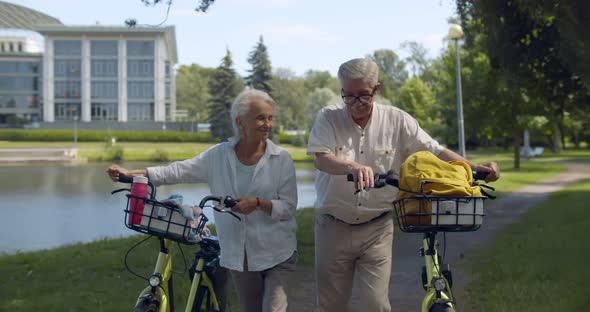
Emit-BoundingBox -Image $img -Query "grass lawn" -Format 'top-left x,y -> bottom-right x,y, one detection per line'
0,208 -> 316,312
465,178 -> 590,312
0,141 -> 313,162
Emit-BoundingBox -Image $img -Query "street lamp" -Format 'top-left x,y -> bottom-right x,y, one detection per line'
449,24 -> 466,158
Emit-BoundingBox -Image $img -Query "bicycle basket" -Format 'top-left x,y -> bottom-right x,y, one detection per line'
393,196 -> 486,233
124,194 -> 207,244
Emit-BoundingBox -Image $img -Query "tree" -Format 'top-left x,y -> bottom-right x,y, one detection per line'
246,35 -> 273,95
208,49 -> 243,140
141,0 -> 216,12
303,70 -> 340,94
269,68 -> 306,131
400,41 -> 431,78
397,76 -> 440,135
368,49 -> 409,106
176,64 -> 214,122
307,88 -> 340,129
456,0 -> 589,166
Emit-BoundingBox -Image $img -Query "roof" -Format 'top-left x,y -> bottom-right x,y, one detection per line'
0,1 -> 62,30
34,25 -> 178,64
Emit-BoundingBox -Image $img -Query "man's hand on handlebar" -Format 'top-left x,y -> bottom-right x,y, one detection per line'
348,163 -> 375,191
475,162 -> 500,183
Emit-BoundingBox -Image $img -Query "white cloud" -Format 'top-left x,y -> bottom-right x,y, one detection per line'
265,24 -> 339,43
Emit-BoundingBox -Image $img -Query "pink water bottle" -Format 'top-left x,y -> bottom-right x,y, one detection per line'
128,176 -> 148,225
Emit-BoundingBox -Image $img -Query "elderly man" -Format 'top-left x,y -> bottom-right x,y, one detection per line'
307,58 -> 499,311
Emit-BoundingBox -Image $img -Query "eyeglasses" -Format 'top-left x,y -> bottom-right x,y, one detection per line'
341,87 -> 377,105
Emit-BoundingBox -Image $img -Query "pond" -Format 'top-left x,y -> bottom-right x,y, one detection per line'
0,162 -> 317,254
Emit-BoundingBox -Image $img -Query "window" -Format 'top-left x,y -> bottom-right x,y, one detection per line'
127,60 -> 154,77
54,40 -> 81,57
55,81 -> 81,99
55,60 -> 81,78
54,102 -> 81,120
0,95 -> 39,109
91,81 -> 118,99
127,41 -> 154,58
91,41 -> 117,57
91,102 -> 118,120
91,60 -> 117,78
128,81 -> 154,99
0,77 -> 38,91
128,102 -> 154,121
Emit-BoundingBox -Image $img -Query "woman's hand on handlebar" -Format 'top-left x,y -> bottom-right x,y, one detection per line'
106,165 -> 130,182
348,163 -> 375,191
106,165 -> 147,182
232,197 -> 258,215
475,162 -> 500,182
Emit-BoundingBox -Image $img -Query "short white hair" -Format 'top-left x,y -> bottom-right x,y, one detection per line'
337,58 -> 379,87
230,88 -> 276,137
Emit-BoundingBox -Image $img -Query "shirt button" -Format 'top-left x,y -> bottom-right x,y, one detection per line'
361,133 -> 364,137
360,151 -> 364,154
356,217 -> 360,221
358,203 -> 361,206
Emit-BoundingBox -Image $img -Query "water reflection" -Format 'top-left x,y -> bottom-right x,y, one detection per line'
0,162 -> 317,254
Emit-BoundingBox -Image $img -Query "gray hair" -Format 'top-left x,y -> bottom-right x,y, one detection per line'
230,88 -> 276,137
337,58 -> 379,87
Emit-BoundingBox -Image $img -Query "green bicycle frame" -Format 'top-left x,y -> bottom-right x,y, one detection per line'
421,233 -> 455,312
133,237 -> 221,312
186,256 -> 220,312
135,238 -> 173,312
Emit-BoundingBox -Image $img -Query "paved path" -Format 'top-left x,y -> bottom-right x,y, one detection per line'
287,161 -> 590,312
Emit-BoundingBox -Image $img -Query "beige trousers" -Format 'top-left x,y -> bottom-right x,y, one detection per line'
315,213 -> 394,312
230,251 -> 297,312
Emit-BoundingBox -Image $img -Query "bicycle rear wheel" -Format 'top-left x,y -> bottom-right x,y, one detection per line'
430,303 -> 455,312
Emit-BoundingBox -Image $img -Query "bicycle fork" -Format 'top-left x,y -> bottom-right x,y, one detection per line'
420,232 -> 455,312
135,239 -> 173,312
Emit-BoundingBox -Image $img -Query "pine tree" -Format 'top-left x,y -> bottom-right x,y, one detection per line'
208,49 -> 242,140
246,35 -> 273,95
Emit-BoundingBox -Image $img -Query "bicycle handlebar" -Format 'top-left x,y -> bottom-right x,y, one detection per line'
118,174 -> 134,184
346,170 -> 399,188
346,170 -> 489,190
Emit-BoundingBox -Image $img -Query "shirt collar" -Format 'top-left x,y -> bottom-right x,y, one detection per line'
227,136 -> 281,156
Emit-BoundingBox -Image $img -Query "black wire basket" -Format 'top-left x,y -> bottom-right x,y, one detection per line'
393,195 -> 487,233
124,194 -> 207,245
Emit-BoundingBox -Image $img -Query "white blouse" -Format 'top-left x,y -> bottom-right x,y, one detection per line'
147,137 -> 298,271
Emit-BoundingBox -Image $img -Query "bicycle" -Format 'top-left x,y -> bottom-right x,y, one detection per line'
347,170 -> 494,312
111,174 -> 241,312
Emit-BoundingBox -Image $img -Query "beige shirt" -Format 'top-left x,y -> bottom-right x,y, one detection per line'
307,103 -> 444,224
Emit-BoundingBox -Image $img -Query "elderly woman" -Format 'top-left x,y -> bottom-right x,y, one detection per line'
107,89 -> 298,312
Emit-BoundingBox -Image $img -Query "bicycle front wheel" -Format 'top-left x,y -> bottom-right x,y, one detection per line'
191,284 -> 218,312
429,303 -> 455,312
134,300 -> 159,312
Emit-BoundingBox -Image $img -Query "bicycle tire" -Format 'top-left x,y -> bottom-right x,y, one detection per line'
429,303 -> 455,312
191,284 -> 217,312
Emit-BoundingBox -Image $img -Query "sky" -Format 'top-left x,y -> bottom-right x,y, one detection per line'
7,0 -> 458,77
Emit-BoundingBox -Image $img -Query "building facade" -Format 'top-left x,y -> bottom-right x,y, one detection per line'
37,26 -> 177,123
0,1 -> 177,127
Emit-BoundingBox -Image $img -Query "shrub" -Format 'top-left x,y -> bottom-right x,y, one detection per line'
103,145 -> 124,162
291,134 -> 306,147
0,130 -> 214,143
150,148 -> 170,162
